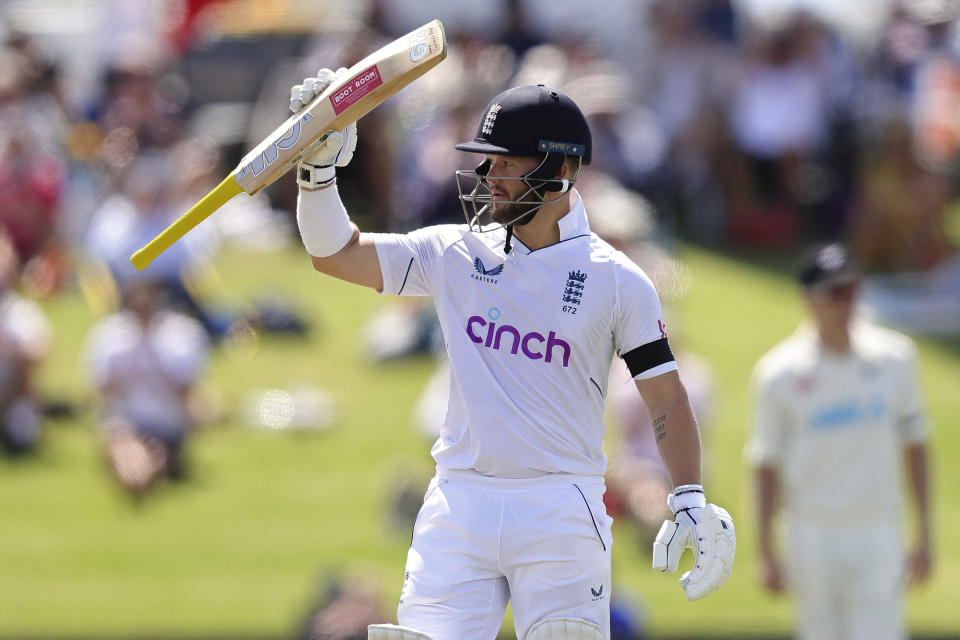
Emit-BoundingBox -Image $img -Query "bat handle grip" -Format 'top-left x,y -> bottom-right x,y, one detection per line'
130,174 -> 244,270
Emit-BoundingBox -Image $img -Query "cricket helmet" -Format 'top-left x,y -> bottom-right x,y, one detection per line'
454,85 -> 591,247
455,84 -> 592,164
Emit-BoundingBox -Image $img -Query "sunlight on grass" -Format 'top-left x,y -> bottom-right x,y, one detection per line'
0,243 -> 956,638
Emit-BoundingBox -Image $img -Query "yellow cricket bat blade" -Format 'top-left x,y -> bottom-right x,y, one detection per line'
130,175 -> 243,270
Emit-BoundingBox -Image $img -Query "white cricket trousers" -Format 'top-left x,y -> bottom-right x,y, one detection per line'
397,469 -> 613,640
786,515 -> 905,640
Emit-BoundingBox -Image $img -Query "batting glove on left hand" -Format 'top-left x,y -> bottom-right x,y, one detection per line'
652,484 -> 736,601
290,67 -> 358,188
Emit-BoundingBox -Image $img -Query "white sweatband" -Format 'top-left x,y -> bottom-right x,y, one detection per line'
667,484 -> 706,513
296,162 -> 336,189
296,183 -> 354,257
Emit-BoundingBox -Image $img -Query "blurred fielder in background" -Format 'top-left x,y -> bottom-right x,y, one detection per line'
749,243 -> 933,640
288,68 -> 735,640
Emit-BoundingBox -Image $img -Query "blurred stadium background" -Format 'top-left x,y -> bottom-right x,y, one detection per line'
0,0 -> 958,638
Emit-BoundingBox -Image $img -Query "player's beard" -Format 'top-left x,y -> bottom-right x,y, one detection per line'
490,195 -> 540,226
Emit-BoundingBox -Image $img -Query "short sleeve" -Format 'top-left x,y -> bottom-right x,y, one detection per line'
373,225 -> 461,297
747,362 -> 788,466
611,257 -> 676,379
894,343 -> 928,444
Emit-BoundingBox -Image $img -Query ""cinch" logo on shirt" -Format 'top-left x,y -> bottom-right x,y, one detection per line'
466,311 -> 570,367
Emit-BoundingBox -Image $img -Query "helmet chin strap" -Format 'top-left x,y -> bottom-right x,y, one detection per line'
503,200 -> 539,254
504,184 -> 565,254
504,152 -> 569,254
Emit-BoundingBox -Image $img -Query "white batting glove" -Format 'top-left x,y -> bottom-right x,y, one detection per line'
652,484 -> 736,601
290,67 -> 358,188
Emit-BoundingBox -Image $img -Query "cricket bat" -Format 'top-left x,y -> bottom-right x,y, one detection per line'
130,19 -> 447,270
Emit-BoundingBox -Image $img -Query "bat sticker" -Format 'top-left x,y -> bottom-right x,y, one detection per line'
331,66 -> 383,115
409,28 -> 429,61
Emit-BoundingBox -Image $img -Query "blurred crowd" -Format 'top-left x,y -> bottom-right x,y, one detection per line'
0,0 -> 958,637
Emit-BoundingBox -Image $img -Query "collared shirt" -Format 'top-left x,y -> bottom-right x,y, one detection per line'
374,190 -> 675,478
748,321 -> 928,521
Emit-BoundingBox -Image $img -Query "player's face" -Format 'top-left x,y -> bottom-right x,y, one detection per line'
806,279 -> 860,327
485,155 -> 540,225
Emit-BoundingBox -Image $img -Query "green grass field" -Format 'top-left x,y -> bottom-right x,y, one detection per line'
1,242 -> 957,639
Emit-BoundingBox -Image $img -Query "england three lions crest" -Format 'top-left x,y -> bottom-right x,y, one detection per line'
562,269 -> 587,305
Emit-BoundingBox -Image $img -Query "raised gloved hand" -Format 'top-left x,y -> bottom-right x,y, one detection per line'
290,67 -> 358,188
652,484 -> 736,601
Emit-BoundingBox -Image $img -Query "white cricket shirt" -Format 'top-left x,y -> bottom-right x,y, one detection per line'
748,321 -> 928,521
375,191 -> 675,478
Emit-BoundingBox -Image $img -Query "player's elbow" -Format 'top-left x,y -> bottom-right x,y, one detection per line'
307,229 -> 359,273
306,232 -> 384,291
309,253 -> 342,276
308,252 -> 355,285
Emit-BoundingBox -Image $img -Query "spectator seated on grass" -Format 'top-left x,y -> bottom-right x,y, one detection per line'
0,230 -> 51,455
82,276 -> 209,500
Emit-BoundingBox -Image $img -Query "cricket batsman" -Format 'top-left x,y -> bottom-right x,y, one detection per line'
290,69 -> 736,640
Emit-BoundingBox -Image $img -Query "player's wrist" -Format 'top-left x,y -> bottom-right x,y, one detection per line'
667,483 -> 706,513
296,183 -> 354,257
297,162 -> 337,190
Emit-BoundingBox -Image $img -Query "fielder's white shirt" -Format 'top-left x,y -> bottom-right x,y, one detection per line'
375,191 -> 675,478
748,321 -> 927,521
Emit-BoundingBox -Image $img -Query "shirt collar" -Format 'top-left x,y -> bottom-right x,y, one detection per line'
795,320 -> 867,360
557,188 -> 590,240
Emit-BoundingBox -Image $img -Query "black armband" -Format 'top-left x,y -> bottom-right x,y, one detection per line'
622,337 -> 675,378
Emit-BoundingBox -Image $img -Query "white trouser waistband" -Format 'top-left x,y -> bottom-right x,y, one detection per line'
435,467 -> 605,493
